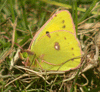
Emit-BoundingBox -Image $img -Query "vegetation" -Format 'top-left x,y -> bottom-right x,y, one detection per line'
0,0 -> 100,91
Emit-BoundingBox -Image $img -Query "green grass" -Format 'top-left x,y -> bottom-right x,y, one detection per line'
0,0 -> 100,91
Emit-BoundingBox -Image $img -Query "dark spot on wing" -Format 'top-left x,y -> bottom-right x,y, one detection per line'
56,34 -> 59,36
62,25 -> 66,28
71,48 -> 74,50
46,31 -> 51,38
62,20 -> 65,23
64,37 -> 66,40
46,31 -> 49,34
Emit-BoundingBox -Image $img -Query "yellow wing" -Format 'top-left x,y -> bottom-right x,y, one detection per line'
28,10 -> 82,71
29,10 -> 76,47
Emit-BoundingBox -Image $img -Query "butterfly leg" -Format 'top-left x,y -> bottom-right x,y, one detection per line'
35,59 -> 44,70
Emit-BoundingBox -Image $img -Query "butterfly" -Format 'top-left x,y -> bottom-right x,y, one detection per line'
26,10 -> 82,71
